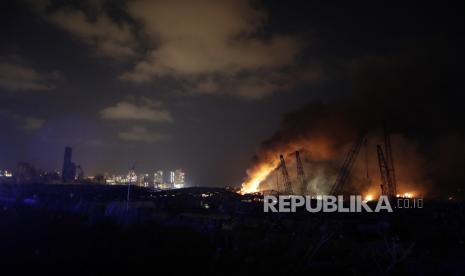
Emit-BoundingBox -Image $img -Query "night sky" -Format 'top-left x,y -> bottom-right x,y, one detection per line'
0,0 -> 463,189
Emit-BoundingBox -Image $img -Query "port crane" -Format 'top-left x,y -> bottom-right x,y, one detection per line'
376,145 -> 392,195
330,132 -> 366,195
383,123 -> 397,196
376,123 -> 398,197
279,154 -> 294,194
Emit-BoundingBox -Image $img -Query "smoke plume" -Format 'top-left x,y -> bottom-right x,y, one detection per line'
241,41 -> 464,198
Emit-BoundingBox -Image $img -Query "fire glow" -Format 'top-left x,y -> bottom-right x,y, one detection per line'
397,192 -> 415,198
238,119 -> 426,197
364,194 -> 374,202
240,162 -> 278,194
240,137 -> 337,195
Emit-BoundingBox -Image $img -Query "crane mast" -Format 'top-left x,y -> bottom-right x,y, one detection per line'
279,154 -> 293,194
383,123 -> 397,196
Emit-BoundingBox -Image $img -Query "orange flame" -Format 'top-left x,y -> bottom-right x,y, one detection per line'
239,138 -> 337,194
239,132 -> 428,197
240,162 -> 277,194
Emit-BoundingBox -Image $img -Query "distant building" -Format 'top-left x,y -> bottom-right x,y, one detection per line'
173,169 -> 185,189
0,170 -> 13,181
62,146 -> 76,182
39,171 -> 61,184
76,165 -> 84,180
138,173 -> 151,188
15,162 -> 38,184
154,170 -> 163,187
105,175 -> 116,185
169,171 -> 175,184
102,169 -> 184,189
127,170 -> 137,184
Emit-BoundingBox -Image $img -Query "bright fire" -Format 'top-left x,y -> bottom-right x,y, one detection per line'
362,191 -> 416,199
396,192 -> 415,198
240,163 -> 277,194
364,194 -> 374,202
239,137 -> 337,195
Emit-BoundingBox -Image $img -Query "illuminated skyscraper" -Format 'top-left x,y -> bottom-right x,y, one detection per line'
127,170 -> 137,184
137,173 -> 150,187
169,171 -> 175,185
173,169 -> 185,188
154,170 -> 163,187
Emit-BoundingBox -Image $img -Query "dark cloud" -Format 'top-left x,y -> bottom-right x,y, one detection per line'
27,0 -> 137,59
0,109 -> 45,131
0,57 -> 61,91
21,117 -> 45,130
119,126 -> 170,143
49,10 -> 137,59
100,96 -> 172,122
120,0 -> 314,99
28,0 -> 318,99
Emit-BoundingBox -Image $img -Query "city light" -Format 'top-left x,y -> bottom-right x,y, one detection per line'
103,169 -> 186,190
0,170 -> 13,178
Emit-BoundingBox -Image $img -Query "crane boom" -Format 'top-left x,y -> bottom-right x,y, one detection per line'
330,133 -> 366,195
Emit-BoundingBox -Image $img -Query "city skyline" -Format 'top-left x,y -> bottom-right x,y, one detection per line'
0,145 -> 188,189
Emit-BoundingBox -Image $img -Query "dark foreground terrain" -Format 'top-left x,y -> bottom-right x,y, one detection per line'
0,184 -> 464,275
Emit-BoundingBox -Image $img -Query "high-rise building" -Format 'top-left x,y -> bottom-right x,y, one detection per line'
138,173 -> 151,188
173,169 -> 185,189
127,170 -> 137,184
154,170 -> 163,187
62,146 -> 76,182
169,171 -> 175,185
